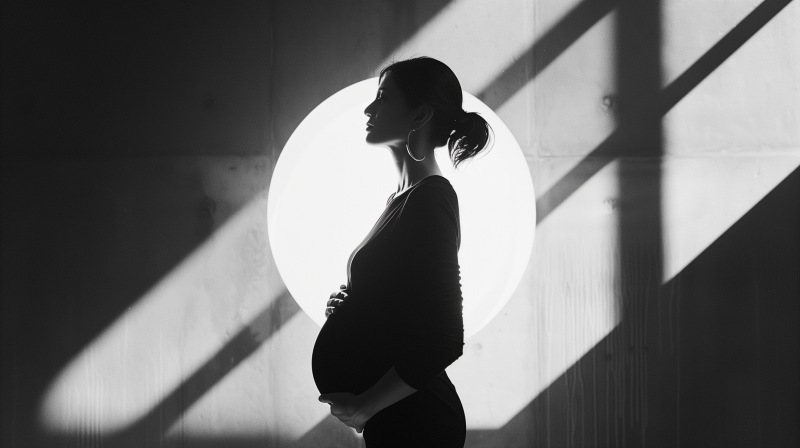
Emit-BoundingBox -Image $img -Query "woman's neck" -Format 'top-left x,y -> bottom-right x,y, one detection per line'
389,145 -> 442,195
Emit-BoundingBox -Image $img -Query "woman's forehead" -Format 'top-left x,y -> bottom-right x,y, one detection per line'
377,73 -> 399,92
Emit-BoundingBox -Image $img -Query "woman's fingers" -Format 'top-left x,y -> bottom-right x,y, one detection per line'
329,291 -> 347,301
319,392 -> 368,433
325,298 -> 342,318
325,287 -> 349,318
326,292 -> 347,309
325,304 -> 342,317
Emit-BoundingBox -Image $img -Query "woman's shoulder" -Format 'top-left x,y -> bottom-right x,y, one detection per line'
393,176 -> 460,238
388,175 -> 456,206
400,176 -> 459,218
409,175 -> 456,200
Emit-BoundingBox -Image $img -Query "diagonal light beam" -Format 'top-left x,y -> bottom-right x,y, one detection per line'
102,290 -> 298,446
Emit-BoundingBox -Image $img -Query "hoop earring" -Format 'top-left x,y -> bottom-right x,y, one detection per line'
406,129 -> 425,162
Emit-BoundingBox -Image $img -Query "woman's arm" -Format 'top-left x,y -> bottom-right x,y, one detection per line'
357,366 -> 417,417
319,367 -> 416,432
387,184 -> 464,389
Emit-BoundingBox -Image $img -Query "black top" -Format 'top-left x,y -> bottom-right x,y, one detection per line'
312,175 -> 464,402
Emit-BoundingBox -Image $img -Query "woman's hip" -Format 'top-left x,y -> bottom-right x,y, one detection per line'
363,387 -> 465,448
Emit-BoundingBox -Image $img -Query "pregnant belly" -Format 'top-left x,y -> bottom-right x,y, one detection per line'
311,301 -> 390,395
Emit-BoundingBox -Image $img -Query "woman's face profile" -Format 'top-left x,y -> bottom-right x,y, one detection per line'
363,74 -> 416,148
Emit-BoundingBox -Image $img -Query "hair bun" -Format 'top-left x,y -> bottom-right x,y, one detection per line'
449,110 -> 493,167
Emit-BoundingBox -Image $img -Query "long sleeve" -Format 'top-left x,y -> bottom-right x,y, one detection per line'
385,182 -> 465,390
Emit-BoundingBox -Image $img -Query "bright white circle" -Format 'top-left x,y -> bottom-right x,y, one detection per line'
268,78 -> 535,338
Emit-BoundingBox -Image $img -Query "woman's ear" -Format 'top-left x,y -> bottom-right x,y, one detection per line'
413,105 -> 435,130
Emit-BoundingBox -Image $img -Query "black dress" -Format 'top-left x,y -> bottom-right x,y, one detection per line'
312,175 -> 466,447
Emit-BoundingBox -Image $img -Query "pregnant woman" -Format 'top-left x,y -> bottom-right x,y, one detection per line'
312,57 -> 492,447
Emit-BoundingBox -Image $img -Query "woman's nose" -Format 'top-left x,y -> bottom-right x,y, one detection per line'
364,102 -> 374,117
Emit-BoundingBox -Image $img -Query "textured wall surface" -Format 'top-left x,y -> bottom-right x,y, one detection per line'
2,1 -> 798,447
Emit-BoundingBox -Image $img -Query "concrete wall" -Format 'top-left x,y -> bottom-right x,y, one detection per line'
2,1 -> 798,447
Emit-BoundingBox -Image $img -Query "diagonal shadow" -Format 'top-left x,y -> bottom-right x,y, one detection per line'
477,0 -> 619,110
535,0 -> 794,224
22,1 -> 794,446
97,289 -> 299,447
465,166 -> 800,447
149,1 -> 793,446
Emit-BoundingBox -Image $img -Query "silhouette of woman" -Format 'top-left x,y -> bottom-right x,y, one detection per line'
312,57 -> 492,447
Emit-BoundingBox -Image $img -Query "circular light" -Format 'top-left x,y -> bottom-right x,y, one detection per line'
268,78 -> 535,338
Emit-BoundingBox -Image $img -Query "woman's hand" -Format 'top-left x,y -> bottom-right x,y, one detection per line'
325,284 -> 349,318
318,392 -> 372,433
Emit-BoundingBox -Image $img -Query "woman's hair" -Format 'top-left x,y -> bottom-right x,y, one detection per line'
380,57 -> 493,168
